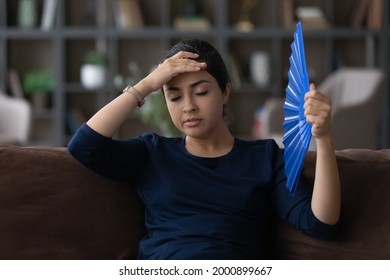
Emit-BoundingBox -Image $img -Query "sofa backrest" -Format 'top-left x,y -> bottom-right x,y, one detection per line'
0,145 -> 389,259
0,145 -> 145,259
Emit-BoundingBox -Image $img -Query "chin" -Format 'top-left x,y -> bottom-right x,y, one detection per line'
182,128 -> 202,137
185,129 -> 213,140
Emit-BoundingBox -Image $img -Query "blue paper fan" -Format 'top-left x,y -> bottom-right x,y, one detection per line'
283,22 -> 312,195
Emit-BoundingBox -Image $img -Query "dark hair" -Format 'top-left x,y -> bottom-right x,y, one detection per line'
163,39 -> 230,92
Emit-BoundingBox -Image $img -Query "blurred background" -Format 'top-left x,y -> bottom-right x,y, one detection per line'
0,0 -> 388,150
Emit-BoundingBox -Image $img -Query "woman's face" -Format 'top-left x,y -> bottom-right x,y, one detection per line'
163,70 -> 230,139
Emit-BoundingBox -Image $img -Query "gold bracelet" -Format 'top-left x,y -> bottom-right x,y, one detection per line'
123,85 -> 145,107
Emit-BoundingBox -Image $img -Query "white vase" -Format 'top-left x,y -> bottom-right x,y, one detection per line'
250,51 -> 270,88
80,64 -> 106,89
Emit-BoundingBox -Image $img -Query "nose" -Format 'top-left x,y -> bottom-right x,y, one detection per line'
183,96 -> 197,113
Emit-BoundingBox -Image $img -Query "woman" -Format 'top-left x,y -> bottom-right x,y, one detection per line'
68,39 -> 340,259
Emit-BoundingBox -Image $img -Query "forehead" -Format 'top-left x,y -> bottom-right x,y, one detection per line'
164,70 -> 217,89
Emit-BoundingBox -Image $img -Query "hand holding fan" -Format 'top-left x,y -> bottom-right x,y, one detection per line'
283,22 -> 312,195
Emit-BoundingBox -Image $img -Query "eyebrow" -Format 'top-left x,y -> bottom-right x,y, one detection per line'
165,80 -> 210,92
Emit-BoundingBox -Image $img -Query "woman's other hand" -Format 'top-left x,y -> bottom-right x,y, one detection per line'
304,83 -> 332,140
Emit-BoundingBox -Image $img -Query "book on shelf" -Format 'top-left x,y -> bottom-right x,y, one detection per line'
350,0 -> 382,30
173,16 -> 211,31
350,0 -> 370,28
8,69 -> 25,99
113,0 -> 144,30
281,0 -> 295,29
40,0 -> 58,30
295,6 -> 329,29
367,0 -> 382,30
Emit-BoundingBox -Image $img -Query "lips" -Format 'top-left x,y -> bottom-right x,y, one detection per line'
184,117 -> 202,127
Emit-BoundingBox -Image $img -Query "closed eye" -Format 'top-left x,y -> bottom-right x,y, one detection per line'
195,91 -> 208,96
170,96 -> 181,102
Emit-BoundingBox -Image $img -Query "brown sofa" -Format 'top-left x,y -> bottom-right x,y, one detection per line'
0,145 -> 389,259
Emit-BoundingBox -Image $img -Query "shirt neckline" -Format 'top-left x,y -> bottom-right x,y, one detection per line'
179,135 -> 239,161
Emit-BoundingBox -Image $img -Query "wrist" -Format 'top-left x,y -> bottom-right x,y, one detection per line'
123,85 -> 145,107
315,135 -> 335,152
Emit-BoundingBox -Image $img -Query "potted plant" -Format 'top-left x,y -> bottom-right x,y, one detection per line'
22,70 -> 55,109
80,50 -> 109,89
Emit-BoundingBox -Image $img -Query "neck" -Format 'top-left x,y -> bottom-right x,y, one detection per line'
185,125 -> 234,158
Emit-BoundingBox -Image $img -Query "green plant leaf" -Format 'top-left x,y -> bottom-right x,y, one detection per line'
22,70 -> 55,95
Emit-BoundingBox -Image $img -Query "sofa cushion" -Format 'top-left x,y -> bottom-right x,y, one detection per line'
273,149 -> 390,259
0,145 -> 146,259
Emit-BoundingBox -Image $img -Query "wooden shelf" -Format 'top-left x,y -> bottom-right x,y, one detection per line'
0,0 -> 388,147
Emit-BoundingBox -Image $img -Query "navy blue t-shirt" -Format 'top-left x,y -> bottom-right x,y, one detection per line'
68,124 -> 337,259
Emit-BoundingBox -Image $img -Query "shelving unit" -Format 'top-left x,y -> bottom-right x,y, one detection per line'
0,0 -> 388,147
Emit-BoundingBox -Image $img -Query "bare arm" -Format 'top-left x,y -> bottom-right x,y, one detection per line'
86,52 -> 207,137
304,83 -> 341,225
